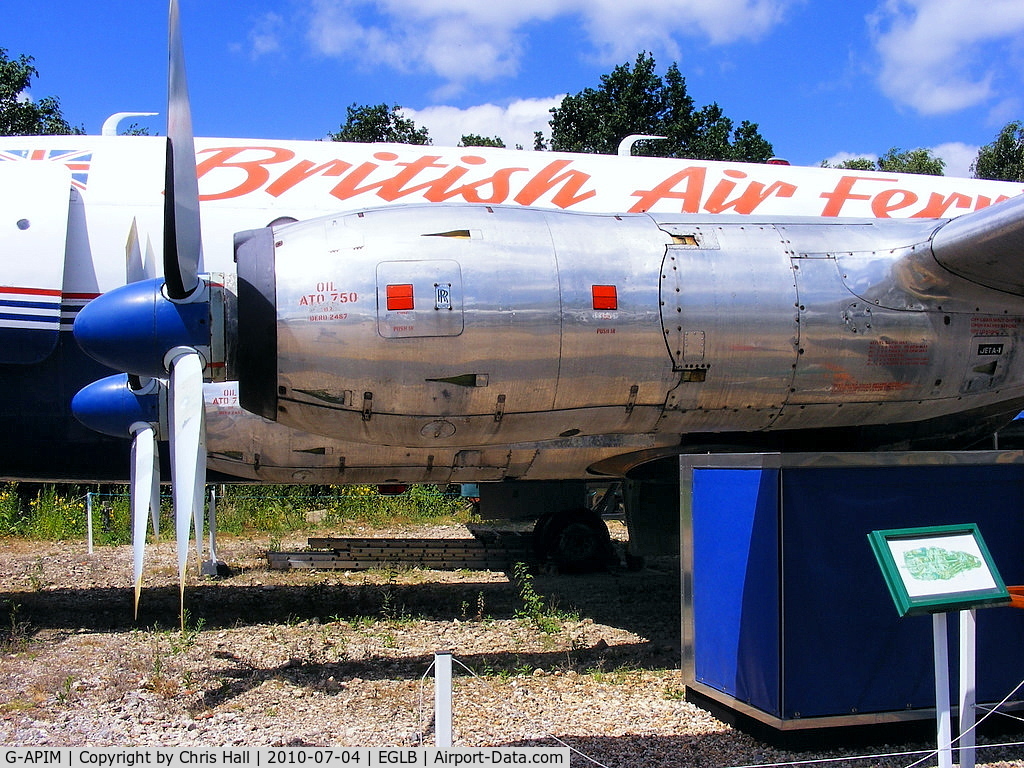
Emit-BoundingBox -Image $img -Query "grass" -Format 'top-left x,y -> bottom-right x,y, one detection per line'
0,482 -> 477,545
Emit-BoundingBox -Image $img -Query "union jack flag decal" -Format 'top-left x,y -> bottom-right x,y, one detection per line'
0,148 -> 92,189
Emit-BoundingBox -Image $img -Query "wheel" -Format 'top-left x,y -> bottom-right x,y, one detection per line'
533,507 -> 615,573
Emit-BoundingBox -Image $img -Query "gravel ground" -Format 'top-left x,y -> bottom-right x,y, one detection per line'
2,523 -> 1024,767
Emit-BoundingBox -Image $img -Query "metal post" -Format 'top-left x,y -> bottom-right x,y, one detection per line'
434,651 -> 453,747
207,486 -> 218,563
86,492 -> 94,555
933,613 -> 953,768
959,609 -> 977,768
200,485 -> 225,576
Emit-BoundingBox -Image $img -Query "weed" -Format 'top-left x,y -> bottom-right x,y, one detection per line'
169,609 -> 205,654
27,559 -> 46,591
0,481 -> 478,543
511,562 -> 576,635
587,665 -> 642,685
0,484 -> 21,537
0,699 -> 34,714
0,601 -> 31,653
55,675 -> 76,704
663,682 -> 686,700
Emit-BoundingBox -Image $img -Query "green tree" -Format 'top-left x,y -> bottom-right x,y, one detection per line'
119,123 -> 152,136
972,121 -> 1024,182
328,103 -> 431,144
459,134 -> 505,148
0,48 -> 81,135
822,157 -> 876,171
549,52 -> 773,162
877,147 -> 944,176
822,148 -> 944,176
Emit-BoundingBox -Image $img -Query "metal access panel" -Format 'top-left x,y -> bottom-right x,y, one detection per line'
686,452 -> 1024,729
376,260 -> 464,339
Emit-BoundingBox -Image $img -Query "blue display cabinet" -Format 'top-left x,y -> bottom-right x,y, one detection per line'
682,451 -> 1024,730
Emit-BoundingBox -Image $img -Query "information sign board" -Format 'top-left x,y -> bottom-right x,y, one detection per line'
868,524 -> 1010,616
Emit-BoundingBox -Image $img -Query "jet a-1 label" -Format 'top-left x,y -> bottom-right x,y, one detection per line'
977,343 -> 1005,356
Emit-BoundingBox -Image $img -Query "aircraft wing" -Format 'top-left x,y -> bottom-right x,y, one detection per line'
931,193 -> 1024,295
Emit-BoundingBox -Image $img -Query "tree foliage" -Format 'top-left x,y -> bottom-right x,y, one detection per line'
823,157 -> 876,171
972,121 -> 1024,182
549,52 -> 773,162
823,147 -> 945,176
328,103 -> 431,144
459,134 -> 505,148
877,147 -> 944,175
0,48 -> 81,135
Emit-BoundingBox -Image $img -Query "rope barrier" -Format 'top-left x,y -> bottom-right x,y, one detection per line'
404,651 -> 1024,768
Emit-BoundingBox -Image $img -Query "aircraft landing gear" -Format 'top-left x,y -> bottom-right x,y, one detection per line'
533,507 -> 616,573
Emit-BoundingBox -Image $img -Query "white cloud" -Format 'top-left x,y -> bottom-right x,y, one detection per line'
929,141 -> 978,178
403,97 -> 563,148
304,0 -> 795,89
870,0 -> 1024,115
580,0 -> 791,62
248,12 -> 285,58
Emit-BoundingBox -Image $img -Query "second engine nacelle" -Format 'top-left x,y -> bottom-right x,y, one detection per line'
233,204 -> 1024,448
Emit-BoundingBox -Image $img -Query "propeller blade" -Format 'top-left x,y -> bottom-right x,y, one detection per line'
164,0 -> 202,300
126,219 -> 145,284
144,233 -> 158,285
168,347 -> 205,624
130,422 -> 157,619
127,218 -> 159,284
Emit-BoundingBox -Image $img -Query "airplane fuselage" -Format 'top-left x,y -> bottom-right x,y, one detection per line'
3,135 -> 1024,482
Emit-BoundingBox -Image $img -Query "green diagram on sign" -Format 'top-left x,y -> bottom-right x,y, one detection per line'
903,547 -> 982,581
868,524 -> 1010,616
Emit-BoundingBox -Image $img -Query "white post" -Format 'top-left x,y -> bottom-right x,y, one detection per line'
959,609 -> 977,768
86,492 -> 94,555
933,613 -> 953,768
207,486 -> 218,563
435,651 -> 453,747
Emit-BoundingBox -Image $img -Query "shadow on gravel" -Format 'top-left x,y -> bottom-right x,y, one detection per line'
0,563 -> 680,644
195,638 -> 676,712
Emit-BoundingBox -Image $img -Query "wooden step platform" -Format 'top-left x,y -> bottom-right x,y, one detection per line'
267,531 -> 535,571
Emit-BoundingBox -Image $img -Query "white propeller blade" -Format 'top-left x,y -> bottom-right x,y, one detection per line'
168,347 -> 206,625
126,218 -> 159,284
165,0 -> 203,298
126,219 -> 145,284
129,422 -> 157,619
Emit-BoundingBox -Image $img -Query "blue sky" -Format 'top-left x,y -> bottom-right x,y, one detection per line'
5,0 -> 1024,177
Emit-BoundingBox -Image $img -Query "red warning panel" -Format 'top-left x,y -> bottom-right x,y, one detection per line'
386,283 -> 415,311
592,284 -> 618,311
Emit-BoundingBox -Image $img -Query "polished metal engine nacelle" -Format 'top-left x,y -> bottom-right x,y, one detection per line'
231,204 -> 1024,449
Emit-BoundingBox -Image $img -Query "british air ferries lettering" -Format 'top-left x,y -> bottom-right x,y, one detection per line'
192,145 -> 1018,220
195,148 -> 596,209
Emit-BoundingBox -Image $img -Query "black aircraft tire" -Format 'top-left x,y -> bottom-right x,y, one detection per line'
532,510 -> 558,563
535,507 -> 614,574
